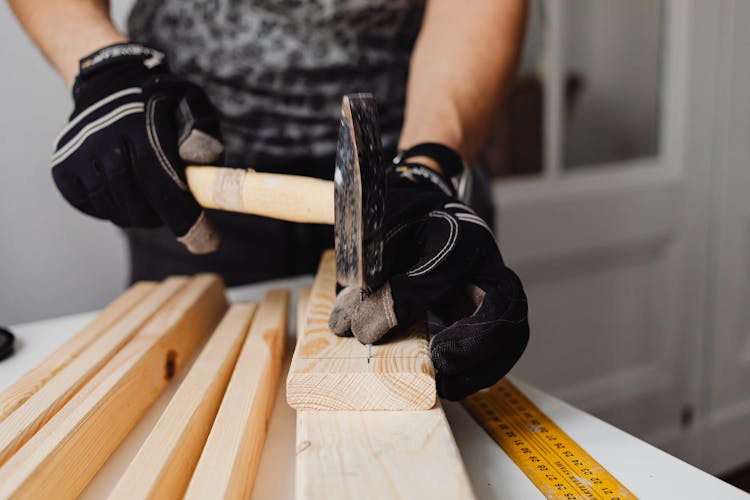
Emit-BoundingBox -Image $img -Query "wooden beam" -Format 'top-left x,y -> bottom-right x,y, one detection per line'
295,281 -> 474,500
0,281 -> 156,423
108,303 -> 257,500
286,250 -> 436,410
0,274 -> 228,499
297,286 -> 312,343
0,278 -> 186,466
184,289 -> 288,500
296,405 -> 475,500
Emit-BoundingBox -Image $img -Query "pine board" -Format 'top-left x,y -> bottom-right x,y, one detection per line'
0,278 -> 186,466
108,303 -> 257,500
296,406 -> 475,500
184,289 -> 288,500
286,250 -> 436,411
0,274 -> 228,499
0,282 -> 156,423
294,281 -> 475,499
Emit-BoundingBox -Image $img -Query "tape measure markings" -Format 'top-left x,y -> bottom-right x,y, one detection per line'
478,384 -> 602,499
490,391 -> 598,498
462,379 -> 637,500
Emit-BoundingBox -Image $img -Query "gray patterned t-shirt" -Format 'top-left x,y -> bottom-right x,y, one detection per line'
128,0 -> 425,167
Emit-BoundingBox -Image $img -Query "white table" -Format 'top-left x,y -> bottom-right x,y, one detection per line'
2,276 -> 746,500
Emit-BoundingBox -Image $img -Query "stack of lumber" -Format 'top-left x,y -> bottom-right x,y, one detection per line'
0,274 -> 288,499
0,250 -> 476,499
288,251 -> 476,500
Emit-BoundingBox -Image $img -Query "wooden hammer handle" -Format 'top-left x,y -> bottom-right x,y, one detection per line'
185,166 -> 335,224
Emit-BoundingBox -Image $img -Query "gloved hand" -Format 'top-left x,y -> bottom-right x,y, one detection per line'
51,43 -> 223,253
329,143 -> 529,401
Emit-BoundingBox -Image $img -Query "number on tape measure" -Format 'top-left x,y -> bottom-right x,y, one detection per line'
462,380 -> 637,500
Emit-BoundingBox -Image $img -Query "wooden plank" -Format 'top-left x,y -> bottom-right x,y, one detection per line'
286,250 -> 436,410
0,282 -> 157,423
184,289 -> 288,500
0,278 -> 187,466
295,281 -> 474,500
108,303 -> 257,500
296,406 -> 475,500
297,286 -> 312,342
0,274 -> 228,499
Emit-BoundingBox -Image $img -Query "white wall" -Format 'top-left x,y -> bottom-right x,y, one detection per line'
0,2 -> 134,325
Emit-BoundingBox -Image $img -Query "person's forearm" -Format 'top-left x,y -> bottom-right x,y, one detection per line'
399,0 -> 527,171
7,0 -> 127,85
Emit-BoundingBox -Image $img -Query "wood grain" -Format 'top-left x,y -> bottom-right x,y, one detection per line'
294,283 -> 473,499
0,282 -> 157,424
286,250 -> 436,410
184,289 -> 288,500
108,303 -> 257,500
296,405 -> 476,500
0,274 -> 228,499
297,286 -> 312,342
0,278 -> 186,466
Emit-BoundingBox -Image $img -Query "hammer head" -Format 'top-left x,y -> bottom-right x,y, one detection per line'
334,94 -> 385,289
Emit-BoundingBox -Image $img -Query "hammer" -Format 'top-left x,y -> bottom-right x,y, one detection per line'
185,93 -> 385,289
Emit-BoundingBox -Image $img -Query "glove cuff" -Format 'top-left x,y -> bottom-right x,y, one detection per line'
78,42 -> 166,77
390,164 -> 456,197
72,43 -> 168,106
395,143 -> 466,178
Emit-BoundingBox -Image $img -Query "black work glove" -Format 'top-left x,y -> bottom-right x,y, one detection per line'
0,327 -> 14,361
51,43 -> 223,253
329,143 -> 529,401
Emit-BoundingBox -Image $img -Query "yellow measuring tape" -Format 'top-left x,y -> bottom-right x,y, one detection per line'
463,380 -> 637,500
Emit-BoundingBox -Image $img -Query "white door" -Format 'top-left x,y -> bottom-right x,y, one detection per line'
702,0 -> 750,475
487,0 -> 720,463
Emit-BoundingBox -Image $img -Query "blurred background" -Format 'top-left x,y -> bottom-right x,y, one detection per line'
2,0 -> 750,487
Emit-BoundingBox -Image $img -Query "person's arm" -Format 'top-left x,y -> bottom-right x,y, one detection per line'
7,0 -> 127,85
399,0 -> 527,171
8,1 -> 222,253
